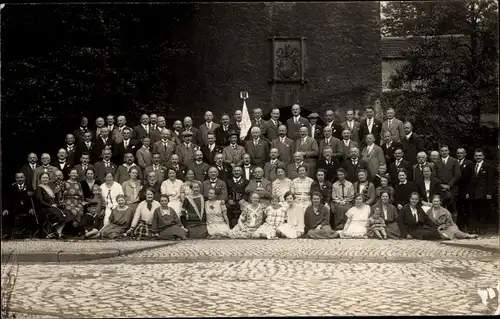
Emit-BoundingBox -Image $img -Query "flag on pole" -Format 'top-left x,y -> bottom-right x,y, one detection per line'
240,99 -> 252,140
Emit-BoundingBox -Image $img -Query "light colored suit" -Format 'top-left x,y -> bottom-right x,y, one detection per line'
381,118 -> 405,143
135,146 -> 153,171
293,137 -> 319,177
266,119 -> 282,141
341,121 -> 361,143
153,140 -> 176,167
222,144 -> 246,166
175,143 -> 199,166
271,137 -> 294,166
361,144 -> 386,178
263,160 -> 285,182
198,122 -> 220,147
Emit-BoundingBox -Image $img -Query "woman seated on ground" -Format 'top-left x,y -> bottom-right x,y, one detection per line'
36,172 -> 73,239
99,194 -> 134,239
310,169 -> 332,211
303,192 -> 339,239
181,169 -> 202,198
276,192 -> 305,239
126,188 -> 161,240
353,169 -> 376,206
253,196 -> 287,239
228,192 -> 265,239
151,194 -> 187,240
181,182 -> 207,239
375,176 -> 394,203
370,190 -> 401,239
400,192 -> 442,240
122,166 -> 143,212
340,194 -> 371,239
426,194 -> 478,240
271,166 -> 293,205
205,188 -> 231,238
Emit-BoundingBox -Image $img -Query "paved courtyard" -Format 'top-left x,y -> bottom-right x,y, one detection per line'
2,237 -> 499,318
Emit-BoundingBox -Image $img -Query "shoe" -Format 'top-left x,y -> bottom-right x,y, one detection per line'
46,233 -> 57,239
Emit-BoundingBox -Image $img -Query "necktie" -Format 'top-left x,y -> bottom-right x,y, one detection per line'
257,181 -> 261,187
124,141 -> 128,148
396,160 -> 401,167
388,120 -> 392,127
164,142 -> 167,149
31,164 -> 35,170
281,138 -> 285,144
237,122 -> 241,128
442,158 -> 446,165
349,122 -> 352,130
475,163 -> 480,174
344,140 -> 348,146
326,138 -> 330,144
413,210 -> 418,222
341,184 -> 345,198
232,145 -> 236,149
353,160 -> 357,166
86,143 -> 90,148
368,119 -> 371,126
19,185 -> 22,191
326,160 -> 330,165
294,118 -> 298,124
105,162 -> 109,168
218,166 -> 223,171
145,126 -> 149,134
83,166 -> 87,171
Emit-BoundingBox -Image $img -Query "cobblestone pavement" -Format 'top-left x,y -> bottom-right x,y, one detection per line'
2,237 -> 499,317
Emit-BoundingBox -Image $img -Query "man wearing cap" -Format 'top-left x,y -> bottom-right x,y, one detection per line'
175,130 -> 199,166
308,113 -> 323,141
222,130 -> 246,167
286,104 -> 310,141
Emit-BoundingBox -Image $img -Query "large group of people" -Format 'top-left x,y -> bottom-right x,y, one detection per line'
1,104 -> 495,241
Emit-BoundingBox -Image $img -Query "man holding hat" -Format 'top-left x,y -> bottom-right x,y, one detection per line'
308,113 -> 323,141
175,130 -> 199,166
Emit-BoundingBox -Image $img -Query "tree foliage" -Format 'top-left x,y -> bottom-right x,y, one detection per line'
381,0 -> 498,154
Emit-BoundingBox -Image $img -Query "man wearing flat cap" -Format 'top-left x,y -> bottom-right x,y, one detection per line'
175,130 -> 199,166
308,113 -> 323,141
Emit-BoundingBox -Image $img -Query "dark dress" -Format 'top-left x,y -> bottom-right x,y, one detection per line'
393,181 -> 418,208
81,179 -> 101,200
400,205 -> 441,240
151,207 -> 187,240
36,186 -> 72,224
138,183 -> 162,201
181,195 -> 208,239
310,181 -> 332,206
370,202 -> 400,239
100,206 -> 135,239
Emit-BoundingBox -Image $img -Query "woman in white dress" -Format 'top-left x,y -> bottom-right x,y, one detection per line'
161,168 -> 184,218
205,188 -> 230,238
271,166 -> 293,206
181,169 -> 203,199
340,194 -> 371,238
291,165 -> 314,214
100,172 -> 124,226
276,191 -> 305,238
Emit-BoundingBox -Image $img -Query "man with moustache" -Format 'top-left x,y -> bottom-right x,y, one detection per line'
132,114 -> 151,142
413,151 -> 436,182
270,125 -> 294,166
176,130 -> 199,166
286,104 -> 310,141
294,126 -> 319,177
402,122 -> 425,166
167,154 -> 188,181
316,147 -> 341,182
214,113 -> 233,147
199,111 -> 220,147
202,167 -> 228,201
94,127 -> 115,161
182,117 -> 200,146
388,148 -> 413,185
241,153 -> 257,181
214,153 -> 233,182
154,129 -> 176,167
324,109 -> 343,140
248,108 -> 268,140
188,150 -> 210,182
319,126 -> 343,161
340,109 -> 361,143
225,166 -> 249,228
20,153 -> 39,185
263,148 -> 285,182
63,134 -> 78,166
73,116 -> 90,143
112,115 -> 130,144
114,127 -> 139,165
93,117 -> 106,142
115,153 -> 143,184
222,131 -> 246,167
171,120 -> 183,144
381,131 -> 403,165
266,108 -> 282,141
52,149 -> 72,180
201,133 -> 223,165
286,152 -> 309,180
340,129 -> 359,161
244,127 -> 270,167
144,153 -> 168,184
341,147 -> 370,183
73,152 -> 94,182
150,116 -> 167,144
76,131 -> 96,163
94,149 -> 118,182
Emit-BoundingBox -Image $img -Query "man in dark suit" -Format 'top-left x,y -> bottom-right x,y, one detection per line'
52,149 -> 72,180
132,114 -> 151,142
73,152 -> 94,182
231,110 -> 243,141
318,127 -> 344,161
286,104 -> 310,141
402,122 -> 425,166
324,109 -> 343,140
435,145 -> 461,221
466,149 -> 495,234
106,114 -> 117,136
456,147 -> 474,231
241,153 -> 257,181
198,111 -> 220,147
413,151 -> 436,182
154,129 -> 176,167
73,116 -> 90,143
63,134 -> 78,166
94,149 -> 118,182
167,154 -> 188,181
286,152 -> 310,180
266,108 -> 282,141
114,127 -> 139,165
188,150 -> 209,182
248,108 -> 268,141
293,126 -> 320,177
340,109 -> 361,143
94,127 -> 115,162
359,106 -> 382,146
214,114 -> 233,147
307,113 -> 323,140
181,117 -> 201,146
202,167 -> 228,201
149,116 -> 166,145
144,153 -> 168,184
270,125 -> 294,167
225,166 -> 249,228
263,148 -> 285,182
76,131 -> 97,164
93,117 -> 106,143
201,133 -> 223,165
244,127 -> 270,167
316,147 -> 342,182
213,153 -> 233,182
388,148 -> 413,186
381,131 -> 403,165
2,172 -> 36,239
341,146 -> 369,183
20,153 -> 39,186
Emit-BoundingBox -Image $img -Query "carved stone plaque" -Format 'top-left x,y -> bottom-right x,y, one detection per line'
269,37 -> 306,84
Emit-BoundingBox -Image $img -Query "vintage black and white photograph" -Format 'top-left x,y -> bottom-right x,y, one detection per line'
1,1 -> 499,317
